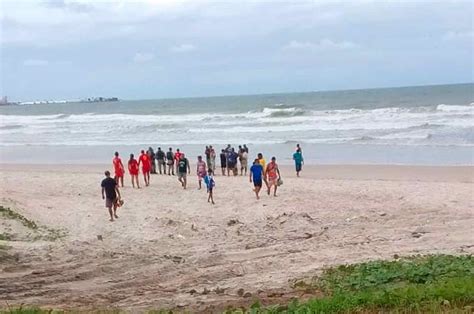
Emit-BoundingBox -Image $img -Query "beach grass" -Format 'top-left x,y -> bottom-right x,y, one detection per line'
2,255 -> 473,313
0,205 -> 38,230
227,254 -> 474,313
0,205 -> 66,241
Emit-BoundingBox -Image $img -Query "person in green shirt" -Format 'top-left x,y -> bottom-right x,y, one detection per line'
177,154 -> 191,189
293,148 -> 304,177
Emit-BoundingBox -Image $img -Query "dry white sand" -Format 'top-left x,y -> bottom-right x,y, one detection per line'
0,164 -> 473,311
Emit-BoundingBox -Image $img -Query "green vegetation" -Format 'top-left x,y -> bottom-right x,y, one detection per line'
0,205 -> 66,242
227,254 -> 474,313
0,205 -> 38,230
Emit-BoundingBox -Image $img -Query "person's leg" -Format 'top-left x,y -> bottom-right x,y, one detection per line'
120,176 -> 124,187
131,175 -> 135,188
113,200 -> 119,218
255,186 -> 260,199
210,190 -> 214,204
183,175 -> 187,189
273,184 -> 278,197
267,181 -> 271,195
198,178 -> 202,189
107,204 -> 114,221
136,175 -> 140,188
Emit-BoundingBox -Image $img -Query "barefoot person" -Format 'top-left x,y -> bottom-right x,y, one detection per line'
166,147 -> 175,176
249,158 -> 264,200
177,153 -> 191,189
257,153 -> 268,188
101,170 -> 121,222
174,148 -> 183,175
196,155 -> 207,190
240,149 -> 248,176
156,147 -> 166,175
128,154 -> 140,188
204,169 -> 215,205
220,149 -> 227,176
293,148 -> 304,177
113,152 -> 125,187
138,150 -> 151,186
265,157 -> 281,196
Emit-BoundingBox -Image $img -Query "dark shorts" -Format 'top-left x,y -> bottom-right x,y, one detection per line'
105,197 -> 117,208
253,179 -> 262,187
295,162 -> 302,172
221,162 -> 226,168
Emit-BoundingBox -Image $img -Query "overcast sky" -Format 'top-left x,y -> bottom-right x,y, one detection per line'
1,0 -> 473,101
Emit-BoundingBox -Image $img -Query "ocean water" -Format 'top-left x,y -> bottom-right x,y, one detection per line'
1,83 -> 473,165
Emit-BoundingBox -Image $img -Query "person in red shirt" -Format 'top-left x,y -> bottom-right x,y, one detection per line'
174,148 -> 182,175
113,152 -> 125,187
128,153 -> 140,189
138,149 -> 151,186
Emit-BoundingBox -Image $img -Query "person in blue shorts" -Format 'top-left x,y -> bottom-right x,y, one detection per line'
203,169 -> 215,205
293,148 -> 304,177
249,158 -> 264,199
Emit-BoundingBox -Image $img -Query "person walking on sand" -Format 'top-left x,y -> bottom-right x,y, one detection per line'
128,153 -> 140,188
138,150 -> 151,186
147,147 -> 156,174
293,148 -> 304,177
113,152 -> 125,187
249,159 -> 264,200
174,148 -> 183,175
177,153 -> 191,189
166,147 -> 175,176
220,149 -> 227,176
101,170 -> 121,222
204,169 -> 215,204
265,157 -> 281,196
227,148 -> 238,176
257,153 -> 268,187
210,145 -> 216,171
240,149 -> 248,176
156,147 -> 166,175
196,155 -> 207,190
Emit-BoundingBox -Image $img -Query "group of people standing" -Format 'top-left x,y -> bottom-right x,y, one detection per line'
101,144 -> 304,221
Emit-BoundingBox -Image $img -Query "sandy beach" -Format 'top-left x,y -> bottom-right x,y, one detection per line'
0,164 -> 473,312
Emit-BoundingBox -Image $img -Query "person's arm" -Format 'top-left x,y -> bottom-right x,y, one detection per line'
187,160 -> 191,174
120,160 -> 124,171
128,162 -> 132,172
196,163 -> 199,175
277,166 -> 281,179
249,168 -> 253,182
101,187 -> 105,199
138,157 -> 141,167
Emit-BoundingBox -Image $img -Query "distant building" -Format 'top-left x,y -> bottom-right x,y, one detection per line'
0,96 -> 7,105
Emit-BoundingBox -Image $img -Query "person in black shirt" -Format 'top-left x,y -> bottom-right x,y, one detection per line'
166,148 -> 175,176
101,170 -> 121,222
177,154 -> 191,189
220,149 -> 227,176
156,147 -> 166,175
147,147 -> 156,174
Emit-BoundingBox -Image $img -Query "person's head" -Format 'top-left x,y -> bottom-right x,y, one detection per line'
130,153 -> 134,159
257,153 -> 263,159
114,151 -> 119,157
231,148 -> 235,152
244,144 -> 247,147
169,147 -> 172,151
210,145 -> 213,149
141,150 -> 145,154
198,155 -> 202,161
149,146 -> 152,150
239,145 -> 242,149
158,147 -> 161,151
227,144 -> 231,148
221,149 -> 225,153
297,143 -> 300,148
180,154 -> 185,159
253,158 -> 259,165
177,148 -> 180,152
104,170 -> 111,177
271,156 -> 276,163
206,145 -> 209,149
